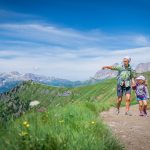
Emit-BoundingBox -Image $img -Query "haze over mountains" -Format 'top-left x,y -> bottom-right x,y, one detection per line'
135,62 -> 150,73
0,72 -> 83,93
0,62 -> 150,93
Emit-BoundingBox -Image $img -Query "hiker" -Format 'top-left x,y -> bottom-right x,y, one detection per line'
132,75 -> 149,116
102,56 -> 136,115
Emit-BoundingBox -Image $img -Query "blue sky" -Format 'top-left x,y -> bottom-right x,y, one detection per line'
0,0 -> 150,80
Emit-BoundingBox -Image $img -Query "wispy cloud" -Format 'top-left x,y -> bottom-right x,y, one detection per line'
0,9 -> 33,18
0,22 -> 150,80
133,35 -> 150,46
1,23 -> 150,49
0,9 -> 41,23
0,23 -> 102,50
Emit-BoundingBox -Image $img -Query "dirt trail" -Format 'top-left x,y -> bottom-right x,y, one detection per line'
100,105 -> 150,150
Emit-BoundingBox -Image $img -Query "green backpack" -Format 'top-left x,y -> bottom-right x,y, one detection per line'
117,66 -> 132,87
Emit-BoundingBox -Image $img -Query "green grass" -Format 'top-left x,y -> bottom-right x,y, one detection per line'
0,102 -> 122,150
0,72 -> 150,150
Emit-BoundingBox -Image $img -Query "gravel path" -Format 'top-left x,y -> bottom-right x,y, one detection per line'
100,105 -> 150,150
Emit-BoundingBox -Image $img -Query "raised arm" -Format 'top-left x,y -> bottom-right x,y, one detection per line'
102,66 -> 113,70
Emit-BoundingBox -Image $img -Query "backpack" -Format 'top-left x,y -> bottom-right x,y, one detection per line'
117,65 -> 132,87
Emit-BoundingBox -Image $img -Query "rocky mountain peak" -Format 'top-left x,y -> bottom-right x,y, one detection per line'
135,62 -> 150,73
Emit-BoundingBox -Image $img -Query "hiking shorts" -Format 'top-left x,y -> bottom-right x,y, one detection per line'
117,84 -> 131,97
136,97 -> 147,101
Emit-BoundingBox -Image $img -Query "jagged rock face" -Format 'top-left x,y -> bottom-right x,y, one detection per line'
94,69 -> 118,80
93,63 -> 119,80
135,62 -> 150,73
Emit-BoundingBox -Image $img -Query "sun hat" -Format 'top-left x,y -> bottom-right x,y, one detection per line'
136,75 -> 146,81
123,56 -> 131,63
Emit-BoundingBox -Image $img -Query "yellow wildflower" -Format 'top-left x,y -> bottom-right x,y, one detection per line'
23,121 -> 30,128
59,120 -> 64,123
23,121 -> 28,126
91,121 -> 95,124
25,124 -> 30,128
19,131 -> 28,136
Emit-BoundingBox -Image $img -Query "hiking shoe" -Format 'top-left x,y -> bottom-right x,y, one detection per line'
125,111 -> 132,116
143,109 -> 147,116
139,112 -> 144,116
144,114 -> 148,117
143,111 -> 148,117
115,109 -> 120,115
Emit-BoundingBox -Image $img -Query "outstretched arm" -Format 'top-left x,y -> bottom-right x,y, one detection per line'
102,66 -> 113,70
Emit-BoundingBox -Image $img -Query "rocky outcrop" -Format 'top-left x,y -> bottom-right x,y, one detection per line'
135,62 -> 150,73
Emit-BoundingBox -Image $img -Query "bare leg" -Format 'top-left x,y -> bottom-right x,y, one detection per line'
116,96 -> 122,110
125,93 -> 131,113
143,100 -> 148,115
138,101 -> 143,114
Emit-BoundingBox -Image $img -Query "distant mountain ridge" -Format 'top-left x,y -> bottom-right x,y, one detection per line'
1,62 -> 150,93
0,72 -> 84,93
135,62 -> 150,73
94,62 -> 150,80
93,63 -> 118,80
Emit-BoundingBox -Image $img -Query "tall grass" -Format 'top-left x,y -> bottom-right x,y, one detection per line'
0,101 -> 123,150
1,72 -> 150,150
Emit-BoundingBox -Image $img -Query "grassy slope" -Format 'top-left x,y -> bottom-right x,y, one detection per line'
0,72 -> 149,150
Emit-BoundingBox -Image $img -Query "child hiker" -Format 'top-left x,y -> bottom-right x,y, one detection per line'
132,75 -> 149,116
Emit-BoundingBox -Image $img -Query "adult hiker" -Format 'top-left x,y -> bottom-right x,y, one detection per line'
102,56 -> 136,115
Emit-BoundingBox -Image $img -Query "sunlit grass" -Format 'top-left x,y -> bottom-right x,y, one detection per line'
0,71 -> 149,150
0,101 -> 123,150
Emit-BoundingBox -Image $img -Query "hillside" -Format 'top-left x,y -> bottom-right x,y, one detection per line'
0,72 -> 149,150
0,78 -> 122,150
0,78 -> 117,123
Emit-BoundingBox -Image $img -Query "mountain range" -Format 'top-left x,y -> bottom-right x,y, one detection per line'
0,62 -> 150,93
0,71 -> 84,93
135,62 -> 150,73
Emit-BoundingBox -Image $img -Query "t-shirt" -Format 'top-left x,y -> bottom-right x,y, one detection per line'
134,83 -> 149,99
111,64 -> 136,87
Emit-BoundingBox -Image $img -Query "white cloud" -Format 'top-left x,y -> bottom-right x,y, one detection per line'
0,46 -> 150,80
133,35 -> 150,46
0,50 -> 24,56
0,23 -> 100,49
0,23 -> 150,80
1,23 -> 149,50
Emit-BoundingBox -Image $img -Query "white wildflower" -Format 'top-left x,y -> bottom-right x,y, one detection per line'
29,100 -> 40,107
